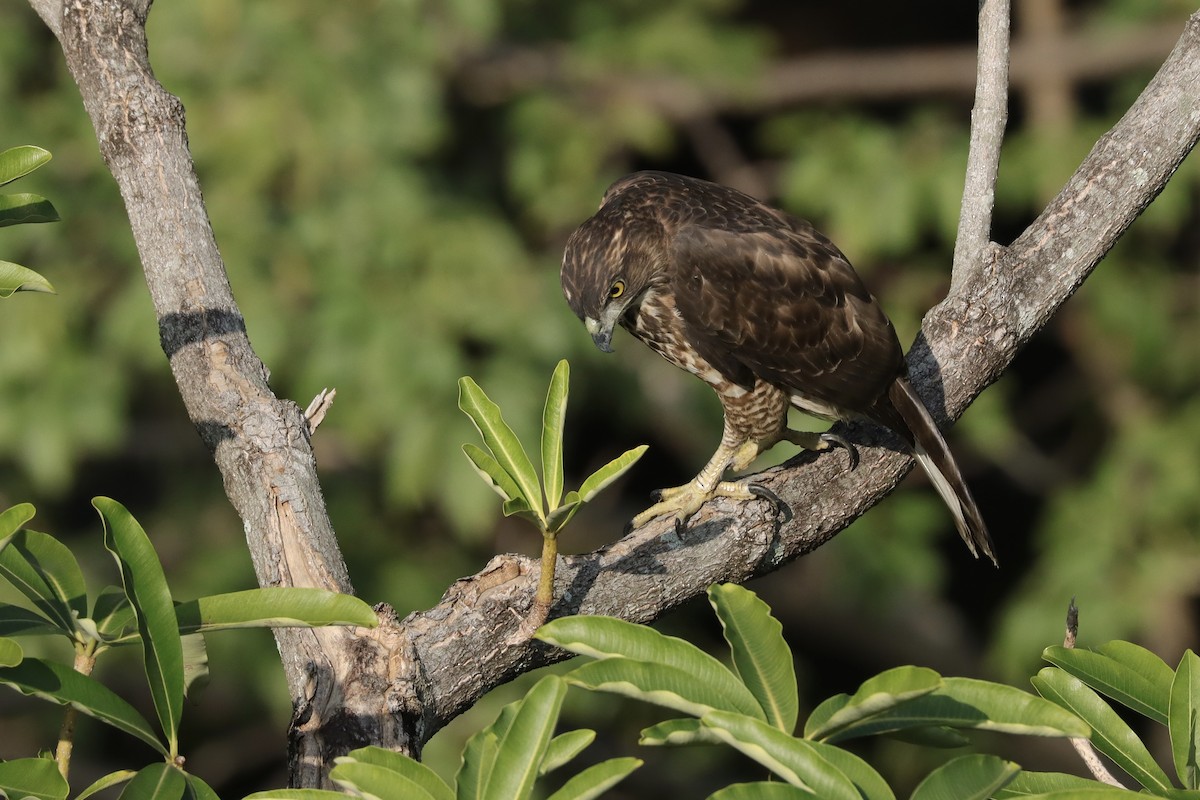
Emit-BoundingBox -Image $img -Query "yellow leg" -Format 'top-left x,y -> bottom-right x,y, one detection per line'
630,429 -> 765,528
782,428 -> 859,469
630,426 -> 858,529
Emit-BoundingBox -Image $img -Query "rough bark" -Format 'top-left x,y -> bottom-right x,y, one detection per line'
26,0 -> 1200,785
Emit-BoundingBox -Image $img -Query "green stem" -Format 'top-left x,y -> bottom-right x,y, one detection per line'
56,641 -> 97,781
533,530 -> 559,621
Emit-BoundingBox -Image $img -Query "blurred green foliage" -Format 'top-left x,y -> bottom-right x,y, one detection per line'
0,0 -> 1198,795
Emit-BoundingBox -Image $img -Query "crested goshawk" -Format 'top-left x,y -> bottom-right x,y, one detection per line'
561,171 -> 995,564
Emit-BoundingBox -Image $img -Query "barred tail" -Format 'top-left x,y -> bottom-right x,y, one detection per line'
888,376 -> 997,566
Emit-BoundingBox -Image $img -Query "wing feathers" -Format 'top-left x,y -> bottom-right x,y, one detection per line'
671,224 -> 902,413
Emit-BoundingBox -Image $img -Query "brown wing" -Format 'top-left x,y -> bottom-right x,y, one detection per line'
670,220 -> 904,417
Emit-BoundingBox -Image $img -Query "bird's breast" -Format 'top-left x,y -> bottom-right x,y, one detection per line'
627,291 -> 731,390
628,287 -> 791,446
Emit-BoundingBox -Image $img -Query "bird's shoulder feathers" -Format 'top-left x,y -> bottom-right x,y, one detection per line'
670,221 -> 903,413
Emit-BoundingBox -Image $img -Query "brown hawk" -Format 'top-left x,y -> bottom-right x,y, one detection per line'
561,171 -> 995,564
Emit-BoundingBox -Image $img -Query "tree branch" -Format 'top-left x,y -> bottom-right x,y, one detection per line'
952,0 -> 1010,292
456,20 -> 1181,112
1061,601 -> 1125,786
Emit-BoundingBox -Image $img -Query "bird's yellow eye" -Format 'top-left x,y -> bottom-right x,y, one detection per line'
609,280 -> 626,299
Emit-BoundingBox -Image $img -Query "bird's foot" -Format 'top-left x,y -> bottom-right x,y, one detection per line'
746,482 -> 794,524
818,431 -> 859,469
631,479 -> 792,530
782,429 -> 860,470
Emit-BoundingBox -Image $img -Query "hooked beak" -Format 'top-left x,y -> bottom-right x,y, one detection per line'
584,316 -> 614,353
584,292 -> 638,354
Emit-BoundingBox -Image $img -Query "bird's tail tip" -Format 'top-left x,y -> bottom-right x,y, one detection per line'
913,444 -> 998,567
887,376 -> 997,566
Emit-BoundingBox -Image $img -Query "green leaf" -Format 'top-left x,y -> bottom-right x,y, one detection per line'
811,743 -> 896,800
482,676 -> 566,800
699,711 -> 863,800
0,657 -> 167,754
117,764 -> 186,800
462,443 -> 523,504
0,529 -> 88,634
541,615 -> 764,719
1170,650 -> 1200,789
567,655 -> 766,721
0,503 -> 36,542
0,194 -> 60,227
936,678 -> 1090,737
175,588 -> 377,633
331,761 -> 437,800
540,729 -> 595,775
708,583 -> 798,733
0,757 -> 68,800
1032,666 -> 1173,792
577,446 -> 648,503
1043,643 -> 1170,725
908,754 -> 1019,800
95,497 -> 185,757
242,791 -> 347,800
76,771 -> 137,800
0,145 -> 52,186
0,606 -> 60,638
882,725 -> 972,748
0,636 -> 23,666
806,666 -> 941,742
822,676 -> 1090,743
339,746 -> 453,800
456,727 -> 499,800
458,377 -> 543,524
182,633 -> 209,697
93,586 -> 136,641
487,694 -> 522,742
997,791 -> 1148,799
639,717 -> 726,747
460,696 -> 530,800
1097,640 -> 1175,687
993,770 -> 1109,797
803,693 -> 850,739
501,497 -> 541,524
544,494 -> 582,534
543,758 -> 642,800
541,360 -> 569,512
0,260 -> 55,296
181,772 -> 220,800
706,783 -> 820,800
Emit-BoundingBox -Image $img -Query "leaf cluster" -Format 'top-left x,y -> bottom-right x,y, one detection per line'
534,584 -> 1200,799
0,144 -> 57,297
1034,642 -> 1200,795
458,360 -> 645,535
246,677 -> 640,800
0,500 -> 377,800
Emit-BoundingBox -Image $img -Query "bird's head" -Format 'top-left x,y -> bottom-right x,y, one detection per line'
561,210 -> 665,353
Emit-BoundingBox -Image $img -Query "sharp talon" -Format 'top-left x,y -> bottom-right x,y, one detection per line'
673,515 -> 687,535
748,484 -> 793,524
622,519 -> 635,535
820,432 -> 860,470
649,488 -> 665,503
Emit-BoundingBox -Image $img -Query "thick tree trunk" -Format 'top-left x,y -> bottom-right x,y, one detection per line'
26,0 -> 1200,786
